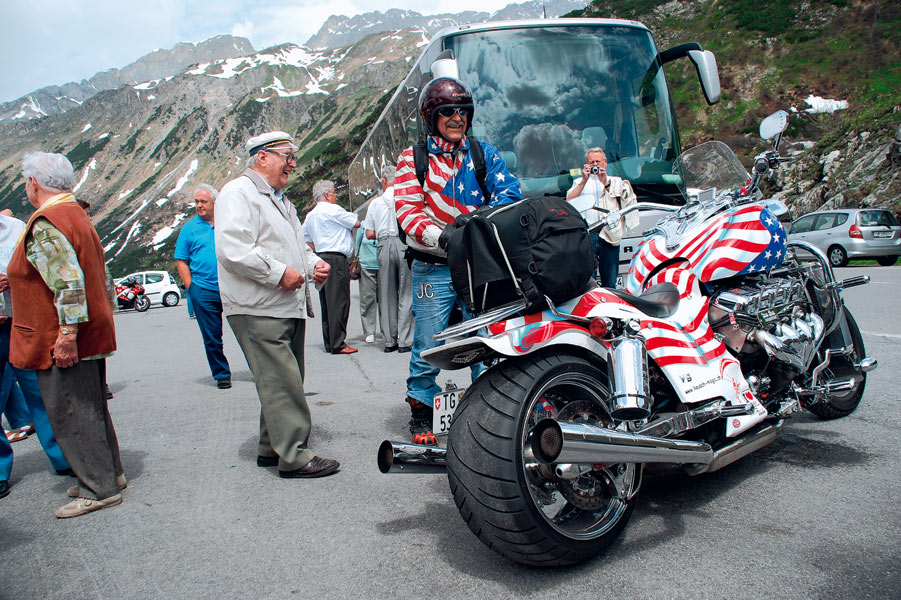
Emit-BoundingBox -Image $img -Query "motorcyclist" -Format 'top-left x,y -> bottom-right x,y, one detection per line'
394,76 -> 522,445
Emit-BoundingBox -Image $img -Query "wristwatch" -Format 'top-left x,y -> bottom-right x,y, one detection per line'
59,327 -> 77,336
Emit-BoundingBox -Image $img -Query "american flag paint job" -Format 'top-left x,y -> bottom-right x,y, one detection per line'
625,205 -> 787,294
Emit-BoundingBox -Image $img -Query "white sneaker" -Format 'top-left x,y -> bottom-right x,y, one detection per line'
365,335 -> 375,343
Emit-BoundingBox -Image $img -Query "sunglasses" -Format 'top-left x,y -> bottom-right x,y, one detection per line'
436,106 -> 469,119
267,149 -> 296,163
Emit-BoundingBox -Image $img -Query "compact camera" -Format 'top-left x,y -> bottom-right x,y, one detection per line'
590,166 -> 600,175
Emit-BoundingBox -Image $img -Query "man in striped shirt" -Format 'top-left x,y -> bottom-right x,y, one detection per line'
394,77 -> 522,445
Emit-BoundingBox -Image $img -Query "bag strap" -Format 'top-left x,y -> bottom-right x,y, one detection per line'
414,137 -> 490,201
467,137 -> 491,202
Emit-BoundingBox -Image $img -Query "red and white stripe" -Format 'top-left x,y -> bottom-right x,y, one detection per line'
394,145 -> 474,246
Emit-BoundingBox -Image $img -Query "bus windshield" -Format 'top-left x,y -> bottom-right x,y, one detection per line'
347,23 -> 683,207
446,25 -> 681,198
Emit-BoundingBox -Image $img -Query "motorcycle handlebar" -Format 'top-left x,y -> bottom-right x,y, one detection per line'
587,202 -> 678,233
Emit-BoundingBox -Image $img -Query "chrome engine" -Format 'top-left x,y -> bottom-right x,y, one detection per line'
709,277 -> 825,371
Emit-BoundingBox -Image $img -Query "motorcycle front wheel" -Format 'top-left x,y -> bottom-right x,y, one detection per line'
446,349 -> 638,567
134,295 -> 151,312
805,307 -> 866,419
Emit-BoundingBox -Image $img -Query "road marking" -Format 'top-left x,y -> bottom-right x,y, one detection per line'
862,330 -> 901,340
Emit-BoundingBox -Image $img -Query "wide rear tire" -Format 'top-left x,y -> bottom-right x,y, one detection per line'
446,349 -> 638,567
806,307 -> 866,419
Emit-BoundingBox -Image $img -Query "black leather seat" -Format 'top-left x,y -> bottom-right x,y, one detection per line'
608,282 -> 680,318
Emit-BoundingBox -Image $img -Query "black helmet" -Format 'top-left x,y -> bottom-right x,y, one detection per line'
419,77 -> 474,136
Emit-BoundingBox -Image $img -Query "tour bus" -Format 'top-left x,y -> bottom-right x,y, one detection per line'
347,18 -> 721,284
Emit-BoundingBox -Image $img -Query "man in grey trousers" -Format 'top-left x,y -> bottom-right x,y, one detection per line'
364,165 -> 413,353
215,131 -> 339,479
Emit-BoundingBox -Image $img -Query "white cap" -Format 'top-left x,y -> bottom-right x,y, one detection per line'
245,131 -> 299,156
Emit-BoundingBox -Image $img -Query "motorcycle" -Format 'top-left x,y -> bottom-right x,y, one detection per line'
377,111 -> 878,566
116,277 -> 150,312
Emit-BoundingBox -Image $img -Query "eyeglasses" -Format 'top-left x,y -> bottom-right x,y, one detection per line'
436,106 -> 469,119
267,149 -> 296,164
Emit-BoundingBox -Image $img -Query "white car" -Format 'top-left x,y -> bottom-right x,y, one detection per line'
114,270 -> 182,307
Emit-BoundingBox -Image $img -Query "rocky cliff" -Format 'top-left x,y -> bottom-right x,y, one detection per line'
570,0 -> 901,218
305,1 -> 584,48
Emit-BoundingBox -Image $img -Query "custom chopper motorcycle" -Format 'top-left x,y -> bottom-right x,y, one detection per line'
378,111 -> 877,567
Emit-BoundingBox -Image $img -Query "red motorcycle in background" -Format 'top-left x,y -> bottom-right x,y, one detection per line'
116,277 -> 150,312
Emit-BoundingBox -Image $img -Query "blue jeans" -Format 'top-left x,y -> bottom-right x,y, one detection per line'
2,367 -> 31,429
188,284 -> 230,381
407,261 -> 483,407
0,325 -> 69,481
591,234 -> 620,288
184,286 -> 195,318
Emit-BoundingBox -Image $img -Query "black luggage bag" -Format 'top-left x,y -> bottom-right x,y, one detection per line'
447,196 -> 595,314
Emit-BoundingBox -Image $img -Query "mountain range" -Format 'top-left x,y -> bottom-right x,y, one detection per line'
0,0 -> 897,277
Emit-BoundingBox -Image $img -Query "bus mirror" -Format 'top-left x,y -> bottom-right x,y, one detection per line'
687,50 -> 720,105
430,50 -> 459,79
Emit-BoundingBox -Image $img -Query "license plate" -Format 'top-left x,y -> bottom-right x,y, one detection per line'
873,231 -> 891,238
433,388 -> 465,435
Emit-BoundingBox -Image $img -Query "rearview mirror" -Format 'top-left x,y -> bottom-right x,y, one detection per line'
760,110 -> 789,141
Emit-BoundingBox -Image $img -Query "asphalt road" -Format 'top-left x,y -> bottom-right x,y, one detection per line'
1,265 -> 899,599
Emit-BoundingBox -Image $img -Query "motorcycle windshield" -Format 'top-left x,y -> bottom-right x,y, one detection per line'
673,141 -> 750,201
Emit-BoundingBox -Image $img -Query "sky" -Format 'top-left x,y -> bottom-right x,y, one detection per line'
0,0 -> 517,103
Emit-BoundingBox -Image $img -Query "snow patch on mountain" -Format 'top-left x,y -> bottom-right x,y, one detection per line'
162,159 -> 199,203
804,95 -> 849,114
73,158 -> 97,193
151,212 -> 190,249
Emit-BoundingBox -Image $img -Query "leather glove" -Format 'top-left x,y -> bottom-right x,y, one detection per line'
438,224 -> 456,250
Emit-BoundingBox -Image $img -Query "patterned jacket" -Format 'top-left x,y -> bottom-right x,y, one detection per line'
394,135 -> 522,257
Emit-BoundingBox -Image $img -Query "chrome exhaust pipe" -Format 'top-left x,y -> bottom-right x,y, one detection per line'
686,420 -> 783,475
377,440 -> 446,474
531,419 -> 714,466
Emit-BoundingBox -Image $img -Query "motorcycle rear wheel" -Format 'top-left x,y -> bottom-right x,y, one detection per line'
446,349 -> 638,567
134,295 -> 151,312
806,307 -> 866,419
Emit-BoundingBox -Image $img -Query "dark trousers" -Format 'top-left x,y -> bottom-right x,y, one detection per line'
591,234 -> 621,288
317,252 -> 351,353
37,359 -> 123,500
188,284 -> 230,381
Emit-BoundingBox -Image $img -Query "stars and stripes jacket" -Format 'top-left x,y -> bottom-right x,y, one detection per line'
394,135 -> 523,258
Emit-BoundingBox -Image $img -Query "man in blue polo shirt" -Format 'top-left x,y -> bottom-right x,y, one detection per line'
175,184 -> 231,389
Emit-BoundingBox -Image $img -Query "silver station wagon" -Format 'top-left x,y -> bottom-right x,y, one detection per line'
787,208 -> 900,267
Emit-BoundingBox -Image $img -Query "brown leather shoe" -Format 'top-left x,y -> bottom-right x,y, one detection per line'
278,456 -> 340,478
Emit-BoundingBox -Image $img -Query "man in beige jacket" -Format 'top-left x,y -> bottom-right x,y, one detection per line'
215,131 -> 339,479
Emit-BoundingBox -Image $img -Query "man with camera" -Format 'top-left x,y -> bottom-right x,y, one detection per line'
566,147 -> 638,288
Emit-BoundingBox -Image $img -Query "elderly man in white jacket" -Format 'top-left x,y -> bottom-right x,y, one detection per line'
215,131 -> 339,479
